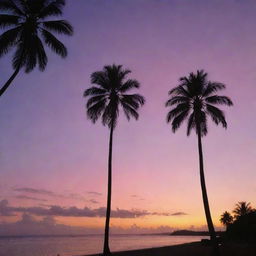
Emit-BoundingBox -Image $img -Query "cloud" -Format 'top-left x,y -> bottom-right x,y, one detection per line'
171,212 -> 188,216
0,200 -> 187,218
13,187 -> 87,202
89,199 -> 99,204
151,211 -> 188,217
87,191 -> 102,196
15,195 -> 48,202
0,213 -> 176,236
14,188 -> 55,196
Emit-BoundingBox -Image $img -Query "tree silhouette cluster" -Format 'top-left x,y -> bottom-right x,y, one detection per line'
220,202 -> 256,242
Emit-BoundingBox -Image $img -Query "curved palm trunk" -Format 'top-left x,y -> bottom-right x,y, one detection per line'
103,123 -> 114,255
0,67 -> 20,97
197,128 -> 220,256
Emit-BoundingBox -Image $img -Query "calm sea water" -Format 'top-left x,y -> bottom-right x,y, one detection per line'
0,234 -> 207,256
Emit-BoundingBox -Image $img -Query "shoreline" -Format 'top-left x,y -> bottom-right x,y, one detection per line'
87,241 -> 256,256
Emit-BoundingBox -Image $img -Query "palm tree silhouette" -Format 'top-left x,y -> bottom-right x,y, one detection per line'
233,201 -> 253,219
0,0 -> 73,97
166,70 -> 233,255
220,211 -> 233,228
84,64 -> 145,256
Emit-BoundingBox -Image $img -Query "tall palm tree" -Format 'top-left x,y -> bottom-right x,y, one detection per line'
166,70 -> 233,255
233,201 -> 253,219
84,64 -> 145,256
220,211 -> 233,228
0,0 -> 73,97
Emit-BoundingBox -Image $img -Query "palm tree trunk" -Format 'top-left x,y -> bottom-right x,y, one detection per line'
197,127 -> 220,256
0,67 -> 20,97
103,123 -> 114,256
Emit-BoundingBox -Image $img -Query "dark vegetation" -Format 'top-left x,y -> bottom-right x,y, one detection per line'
220,202 -> 256,243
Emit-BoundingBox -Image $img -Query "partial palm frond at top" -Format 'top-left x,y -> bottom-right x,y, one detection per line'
233,201 -> 253,219
166,70 -> 233,136
84,64 -> 145,128
0,0 -> 73,73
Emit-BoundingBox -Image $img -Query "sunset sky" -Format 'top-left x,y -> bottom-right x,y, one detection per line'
0,0 -> 256,235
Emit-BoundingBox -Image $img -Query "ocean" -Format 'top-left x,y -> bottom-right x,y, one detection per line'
0,234 -> 207,256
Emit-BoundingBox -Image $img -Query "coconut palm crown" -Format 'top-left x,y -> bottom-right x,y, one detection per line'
0,0 -> 73,96
220,211 -> 233,227
84,64 -> 145,128
166,70 -> 233,136
233,201 -> 253,219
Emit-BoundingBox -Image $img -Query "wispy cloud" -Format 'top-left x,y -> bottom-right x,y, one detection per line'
0,200 -> 187,218
87,191 -> 102,196
14,188 -> 56,196
89,199 -> 99,204
15,195 -> 48,202
13,187 -> 87,202
171,212 -> 188,216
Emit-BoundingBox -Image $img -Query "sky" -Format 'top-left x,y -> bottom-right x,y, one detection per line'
0,0 -> 256,235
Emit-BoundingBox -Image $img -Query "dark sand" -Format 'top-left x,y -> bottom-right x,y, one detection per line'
88,242 -> 256,256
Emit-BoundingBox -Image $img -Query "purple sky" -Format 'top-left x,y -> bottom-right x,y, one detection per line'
0,0 -> 256,234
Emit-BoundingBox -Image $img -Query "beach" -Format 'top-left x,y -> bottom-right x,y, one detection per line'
89,242 -> 256,256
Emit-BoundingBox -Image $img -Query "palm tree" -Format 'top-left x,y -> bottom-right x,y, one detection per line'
84,64 -> 145,255
233,201 -> 253,219
0,0 -> 73,97
166,70 -> 233,255
220,211 -> 233,228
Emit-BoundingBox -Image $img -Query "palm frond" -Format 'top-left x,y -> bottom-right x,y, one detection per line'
41,28 -> 67,57
86,95 -> 107,108
0,26 -> 21,57
117,67 -> 131,82
84,86 -> 107,97
90,71 -> 109,89
42,20 -> 73,35
168,85 -> 191,97
120,100 -> 139,120
12,41 -> 26,70
119,79 -> 139,92
206,104 -> 227,128
122,94 -> 145,109
203,82 -> 225,97
165,96 -> 189,107
35,35 -> 48,71
205,95 -> 233,106
0,0 -> 25,16
0,14 -> 20,28
199,111 -> 208,136
23,35 -> 48,72
87,98 -> 107,123
187,112 -> 196,136
171,109 -> 189,132
166,103 -> 190,123
24,37 -> 37,73
38,0 -> 65,19
102,99 -> 119,128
